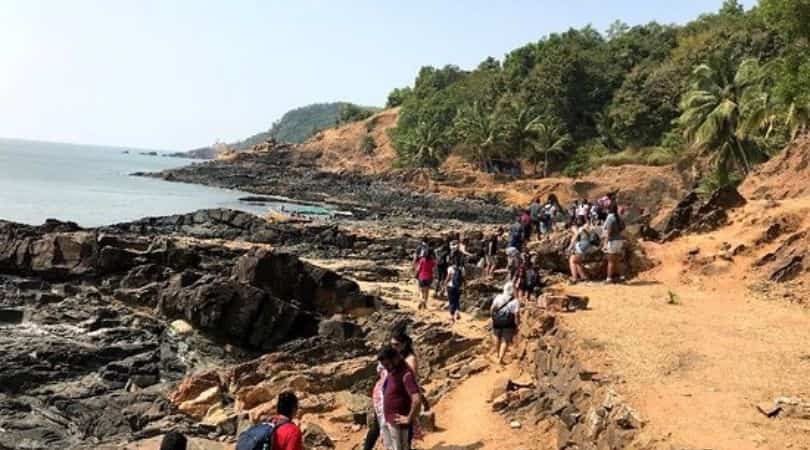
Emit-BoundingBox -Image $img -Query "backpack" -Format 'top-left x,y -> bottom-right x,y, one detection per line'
588,230 -> 601,247
451,265 -> 464,287
236,420 -> 289,450
416,243 -> 430,259
492,298 -> 516,329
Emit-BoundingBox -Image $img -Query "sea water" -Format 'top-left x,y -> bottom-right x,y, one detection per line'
0,138 -> 309,227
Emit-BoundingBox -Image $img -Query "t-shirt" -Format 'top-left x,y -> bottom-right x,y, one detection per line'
529,202 -> 542,220
416,257 -> 436,281
492,294 -> 519,315
604,213 -> 623,242
271,416 -> 304,450
509,223 -> 523,243
447,265 -> 465,289
383,365 -> 420,427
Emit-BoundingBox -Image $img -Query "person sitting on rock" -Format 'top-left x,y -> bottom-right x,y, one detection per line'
445,256 -> 465,324
160,431 -> 187,450
491,282 -> 520,365
568,215 -> 597,284
602,203 -> 626,283
414,248 -> 436,310
378,346 -> 422,450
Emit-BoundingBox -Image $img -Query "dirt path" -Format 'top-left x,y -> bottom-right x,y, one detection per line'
419,366 -> 550,450
558,212 -> 810,450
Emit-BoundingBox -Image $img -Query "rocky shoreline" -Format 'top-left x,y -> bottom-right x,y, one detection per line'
135,147 -> 512,223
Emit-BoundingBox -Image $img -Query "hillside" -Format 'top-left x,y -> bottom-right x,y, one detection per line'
741,134 -> 810,200
296,107 -> 399,174
179,102 -> 377,159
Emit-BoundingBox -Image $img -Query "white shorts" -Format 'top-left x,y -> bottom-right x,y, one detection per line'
606,240 -> 624,255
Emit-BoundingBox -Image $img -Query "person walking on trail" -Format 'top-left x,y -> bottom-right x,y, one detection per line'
445,256 -> 465,324
568,215 -> 598,284
378,346 -> 422,450
529,197 -> 543,237
271,392 -> 304,450
520,209 -> 533,242
484,230 -> 500,276
509,217 -> 524,251
603,203 -> 625,283
414,249 -> 436,310
435,240 -> 450,299
491,282 -> 519,365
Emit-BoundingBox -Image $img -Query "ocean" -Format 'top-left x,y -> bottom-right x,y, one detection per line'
0,138 -> 277,227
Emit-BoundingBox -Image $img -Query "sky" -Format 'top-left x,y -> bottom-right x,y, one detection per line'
0,0 -> 756,151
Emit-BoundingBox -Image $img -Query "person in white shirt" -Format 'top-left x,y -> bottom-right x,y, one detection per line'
490,282 -> 520,365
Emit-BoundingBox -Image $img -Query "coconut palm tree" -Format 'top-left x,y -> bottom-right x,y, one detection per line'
786,101 -> 810,140
527,122 -> 572,177
454,101 -> 507,170
677,58 -> 768,185
399,120 -> 446,168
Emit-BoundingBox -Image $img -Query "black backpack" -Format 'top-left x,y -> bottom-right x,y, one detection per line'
236,421 -> 289,450
492,298 -> 516,329
588,230 -> 601,247
451,265 -> 464,287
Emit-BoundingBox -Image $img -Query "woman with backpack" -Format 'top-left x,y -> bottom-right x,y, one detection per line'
445,257 -> 465,324
568,215 -> 597,284
414,249 -> 436,310
603,203 -> 625,283
490,282 -> 519,365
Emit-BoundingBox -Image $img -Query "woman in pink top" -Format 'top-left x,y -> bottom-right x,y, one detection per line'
414,250 -> 436,310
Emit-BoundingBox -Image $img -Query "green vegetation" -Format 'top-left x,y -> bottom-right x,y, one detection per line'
270,102 -> 376,144
360,135 -> 376,155
387,0 -> 810,184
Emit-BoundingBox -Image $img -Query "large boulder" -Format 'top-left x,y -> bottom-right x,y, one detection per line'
233,248 -> 376,315
157,273 -> 318,350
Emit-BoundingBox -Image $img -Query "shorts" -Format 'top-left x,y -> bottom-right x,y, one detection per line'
574,242 -> 593,256
418,279 -> 433,289
606,240 -> 624,255
492,326 -> 516,343
447,287 -> 461,314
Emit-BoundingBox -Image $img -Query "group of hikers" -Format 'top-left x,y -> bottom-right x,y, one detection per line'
223,190 -> 627,450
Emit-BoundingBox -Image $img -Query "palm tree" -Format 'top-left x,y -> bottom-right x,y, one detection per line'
786,101 -> 810,140
501,99 -> 544,159
527,123 -> 572,177
677,58 -> 768,186
454,101 -> 507,170
399,121 -> 446,168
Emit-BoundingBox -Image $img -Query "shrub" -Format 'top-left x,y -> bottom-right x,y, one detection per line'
360,135 -> 376,155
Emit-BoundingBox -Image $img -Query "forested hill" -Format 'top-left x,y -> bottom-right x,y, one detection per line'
182,102 -> 377,157
385,0 -> 810,188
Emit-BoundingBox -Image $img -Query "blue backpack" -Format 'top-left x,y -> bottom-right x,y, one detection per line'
236,421 -> 289,450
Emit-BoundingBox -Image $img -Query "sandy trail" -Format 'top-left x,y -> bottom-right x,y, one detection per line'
558,206 -> 810,450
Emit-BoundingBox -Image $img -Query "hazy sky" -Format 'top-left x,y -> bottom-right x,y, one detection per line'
0,0 -> 755,151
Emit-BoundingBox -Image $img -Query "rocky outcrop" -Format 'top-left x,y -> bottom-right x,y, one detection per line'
140,149 -> 512,223
527,232 -> 655,279
662,186 -> 747,238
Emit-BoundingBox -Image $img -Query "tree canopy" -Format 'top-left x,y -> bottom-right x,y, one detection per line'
386,0 -> 808,185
